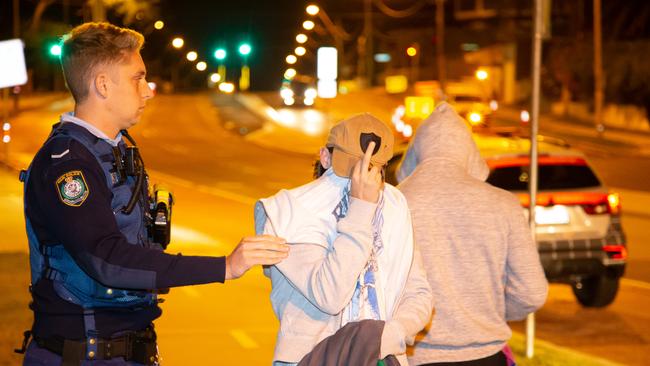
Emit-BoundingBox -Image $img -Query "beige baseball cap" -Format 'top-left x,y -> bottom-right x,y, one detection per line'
326,113 -> 394,178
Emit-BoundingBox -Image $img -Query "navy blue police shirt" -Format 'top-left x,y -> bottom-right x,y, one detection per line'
26,123 -> 226,340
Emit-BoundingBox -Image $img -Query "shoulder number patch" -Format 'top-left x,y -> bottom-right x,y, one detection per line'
55,170 -> 90,207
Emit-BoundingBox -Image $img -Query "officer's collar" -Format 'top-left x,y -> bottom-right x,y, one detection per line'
61,112 -> 122,147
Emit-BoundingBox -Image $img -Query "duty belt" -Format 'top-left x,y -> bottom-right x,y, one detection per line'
34,327 -> 158,366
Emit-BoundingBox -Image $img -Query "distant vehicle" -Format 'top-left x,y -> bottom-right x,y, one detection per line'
280,79 -> 317,108
445,82 -> 493,129
387,134 -> 626,307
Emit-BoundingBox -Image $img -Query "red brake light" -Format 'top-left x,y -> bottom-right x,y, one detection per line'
602,245 -> 627,260
582,201 -> 610,215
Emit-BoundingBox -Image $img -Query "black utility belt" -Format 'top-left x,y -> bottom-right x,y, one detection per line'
35,327 -> 158,366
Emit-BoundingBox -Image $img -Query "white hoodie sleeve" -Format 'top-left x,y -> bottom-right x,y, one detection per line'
261,197 -> 377,315
505,198 -> 549,320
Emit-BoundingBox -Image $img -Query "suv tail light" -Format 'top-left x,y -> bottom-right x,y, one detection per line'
602,244 -> 627,260
607,193 -> 621,215
580,193 -> 621,215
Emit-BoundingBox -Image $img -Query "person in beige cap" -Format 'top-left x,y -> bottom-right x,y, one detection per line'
255,113 -> 433,365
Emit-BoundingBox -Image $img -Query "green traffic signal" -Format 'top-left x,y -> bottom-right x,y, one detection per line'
49,44 -> 62,56
238,43 -> 251,56
214,48 -> 227,60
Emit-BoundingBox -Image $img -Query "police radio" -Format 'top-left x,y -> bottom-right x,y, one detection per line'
116,130 -> 174,248
150,184 -> 173,249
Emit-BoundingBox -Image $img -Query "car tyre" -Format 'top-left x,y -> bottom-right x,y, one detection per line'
572,274 -> 619,307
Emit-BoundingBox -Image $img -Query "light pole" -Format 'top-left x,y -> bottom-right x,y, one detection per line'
305,4 -> 350,81
170,37 -> 185,91
238,43 -> 252,91
214,48 -> 227,82
407,44 -> 420,84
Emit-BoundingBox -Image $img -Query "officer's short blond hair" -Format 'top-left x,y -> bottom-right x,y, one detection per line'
60,22 -> 144,103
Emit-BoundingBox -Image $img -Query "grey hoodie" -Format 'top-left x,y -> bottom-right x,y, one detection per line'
397,103 -> 548,364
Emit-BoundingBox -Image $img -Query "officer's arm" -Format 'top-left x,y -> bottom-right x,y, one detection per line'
43,156 -> 225,290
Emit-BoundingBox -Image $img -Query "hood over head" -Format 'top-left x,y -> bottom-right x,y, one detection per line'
396,102 -> 489,182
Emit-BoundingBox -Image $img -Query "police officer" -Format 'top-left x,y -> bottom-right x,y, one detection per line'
17,22 -> 289,366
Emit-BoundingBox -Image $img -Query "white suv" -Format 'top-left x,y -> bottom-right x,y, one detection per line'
388,134 -> 627,307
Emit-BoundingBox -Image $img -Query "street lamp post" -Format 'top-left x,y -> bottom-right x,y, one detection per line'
238,43 -> 252,91
214,48 -> 227,82
407,43 -> 420,84
305,4 -> 350,81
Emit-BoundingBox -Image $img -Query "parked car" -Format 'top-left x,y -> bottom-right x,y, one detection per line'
387,134 -> 626,307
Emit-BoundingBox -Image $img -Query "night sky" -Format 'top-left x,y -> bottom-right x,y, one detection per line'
159,0 -> 312,90
1,0 -> 649,92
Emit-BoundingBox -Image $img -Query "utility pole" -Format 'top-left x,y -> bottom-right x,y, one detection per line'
13,0 -> 20,38
527,0 -> 545,358
362,0 -> 374,86
64,0 -> 70,24
91,0 -> 106,22
11,0 -> 20,113
435,0 -> 447,95
593,0 -> 604,134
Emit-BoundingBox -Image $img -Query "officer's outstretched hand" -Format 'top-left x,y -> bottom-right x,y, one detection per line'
350,141 -> 382,203
225,235 -> 289,280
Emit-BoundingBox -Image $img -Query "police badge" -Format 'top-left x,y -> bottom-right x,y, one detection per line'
56,170 -> 89,206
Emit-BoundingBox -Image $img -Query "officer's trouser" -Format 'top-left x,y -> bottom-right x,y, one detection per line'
23,341 -> 147,366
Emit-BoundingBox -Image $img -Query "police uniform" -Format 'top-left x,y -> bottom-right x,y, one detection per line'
20,113 -> 226,365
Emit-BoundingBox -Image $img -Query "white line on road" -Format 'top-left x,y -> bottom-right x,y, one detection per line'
621,278 -> 650,291
147,168 -> 256,205
230,329 -> 259,349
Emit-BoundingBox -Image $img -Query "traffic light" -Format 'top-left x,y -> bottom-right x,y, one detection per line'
49,44 -> 62,57
238,43 -> 251,56
214,48 -> 227,61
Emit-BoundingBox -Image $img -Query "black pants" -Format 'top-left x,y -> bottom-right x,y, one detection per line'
419,351 -> 507,366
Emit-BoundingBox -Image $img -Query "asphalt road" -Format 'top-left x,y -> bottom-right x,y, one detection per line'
2,92 -> 649,365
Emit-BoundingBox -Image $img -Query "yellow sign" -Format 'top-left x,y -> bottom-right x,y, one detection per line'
239,66 -> 250,91
404,96 -> 435,119
385,75 -> 408,94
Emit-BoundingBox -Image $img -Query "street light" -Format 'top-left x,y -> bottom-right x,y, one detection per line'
238,43 -> 252,56
296,34 -> 308,44
475,69 -> 489,81
154,20 -> 164,30
295,46 -> 306,56
302,20 -> 315,30
406,46 -> 417,57
286,55 -> 297,64
186,51 -> 198,61
284,68 -> 297,79
211,73 -> 222,83
306,4 -> 320,16
196,61 -> 207,71
172,37 -> 184,49
49,44 -> 62,56
214,48 -> 227,61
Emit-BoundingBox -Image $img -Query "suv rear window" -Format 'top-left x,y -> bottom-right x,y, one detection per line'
487,164 -> 601,191
453,95 -> 483,103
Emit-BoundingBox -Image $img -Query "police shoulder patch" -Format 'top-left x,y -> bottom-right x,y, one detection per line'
55,170 -> 90,207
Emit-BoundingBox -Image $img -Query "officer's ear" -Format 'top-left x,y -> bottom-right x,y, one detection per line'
94,72 -> 110,99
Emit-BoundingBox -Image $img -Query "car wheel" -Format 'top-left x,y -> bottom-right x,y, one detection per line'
571,274 -> 620,307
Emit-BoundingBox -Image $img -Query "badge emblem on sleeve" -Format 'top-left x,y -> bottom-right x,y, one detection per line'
56,170 -> 89,206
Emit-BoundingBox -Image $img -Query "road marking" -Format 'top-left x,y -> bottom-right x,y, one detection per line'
181,286 -> 201,298
147,168 -> 256,205
621,278 -> 650,291
230,329 -> 259,349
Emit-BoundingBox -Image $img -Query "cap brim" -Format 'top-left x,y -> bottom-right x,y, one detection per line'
331,147 -> 388,178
